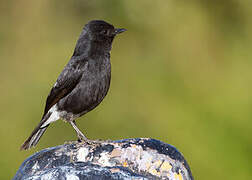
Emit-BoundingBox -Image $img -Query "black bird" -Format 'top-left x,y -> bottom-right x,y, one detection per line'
20,20 -> 126,150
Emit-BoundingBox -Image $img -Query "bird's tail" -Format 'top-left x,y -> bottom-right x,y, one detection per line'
20,113 -> 51,151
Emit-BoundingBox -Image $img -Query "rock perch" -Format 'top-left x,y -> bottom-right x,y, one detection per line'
14,138 -> 193,180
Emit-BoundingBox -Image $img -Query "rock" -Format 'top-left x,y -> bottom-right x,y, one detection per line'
14,138 -> 194,180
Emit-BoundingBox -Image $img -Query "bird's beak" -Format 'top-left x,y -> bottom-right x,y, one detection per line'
114,28 -> 127,34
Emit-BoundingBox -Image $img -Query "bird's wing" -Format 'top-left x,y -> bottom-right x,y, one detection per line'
43,58 -> 87,117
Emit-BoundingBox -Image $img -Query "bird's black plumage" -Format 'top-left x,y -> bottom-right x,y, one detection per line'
20,20 -> 126,150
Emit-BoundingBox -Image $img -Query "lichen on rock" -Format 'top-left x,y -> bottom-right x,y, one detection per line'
14,138 -> 193,180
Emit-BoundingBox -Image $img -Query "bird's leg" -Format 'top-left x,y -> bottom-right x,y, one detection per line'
70,120 -> 88,141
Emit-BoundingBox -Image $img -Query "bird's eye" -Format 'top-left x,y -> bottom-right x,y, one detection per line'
101,30 -> 109,35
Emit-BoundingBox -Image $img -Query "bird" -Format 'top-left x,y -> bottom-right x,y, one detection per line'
20,20 -> 126,150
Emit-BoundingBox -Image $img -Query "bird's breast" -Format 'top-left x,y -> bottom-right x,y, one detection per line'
59,58 -> 111,115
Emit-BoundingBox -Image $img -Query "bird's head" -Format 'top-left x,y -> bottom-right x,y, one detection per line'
85,20 -> 126,42
73,20 -> 126,56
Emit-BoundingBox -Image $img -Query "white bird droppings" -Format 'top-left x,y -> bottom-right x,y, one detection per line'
77,147 -> 89,162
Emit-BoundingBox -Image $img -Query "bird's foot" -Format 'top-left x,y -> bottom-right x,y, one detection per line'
77,137 -> 105,145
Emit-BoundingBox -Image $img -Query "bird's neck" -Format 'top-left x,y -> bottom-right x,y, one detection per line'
73,34 -> 112,58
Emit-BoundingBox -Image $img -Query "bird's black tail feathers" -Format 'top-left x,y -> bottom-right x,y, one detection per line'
20,113 -> 51,151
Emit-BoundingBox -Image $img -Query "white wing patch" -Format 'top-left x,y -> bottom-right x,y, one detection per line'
53,81 -> 58,87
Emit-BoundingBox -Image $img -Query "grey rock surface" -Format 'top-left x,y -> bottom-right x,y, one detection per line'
14,138 -> 193,180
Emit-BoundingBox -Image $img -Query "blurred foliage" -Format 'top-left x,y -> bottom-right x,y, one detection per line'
1,0 -> 252,179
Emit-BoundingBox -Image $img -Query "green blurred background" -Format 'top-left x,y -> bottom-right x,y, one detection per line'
1,0 -> 252,179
